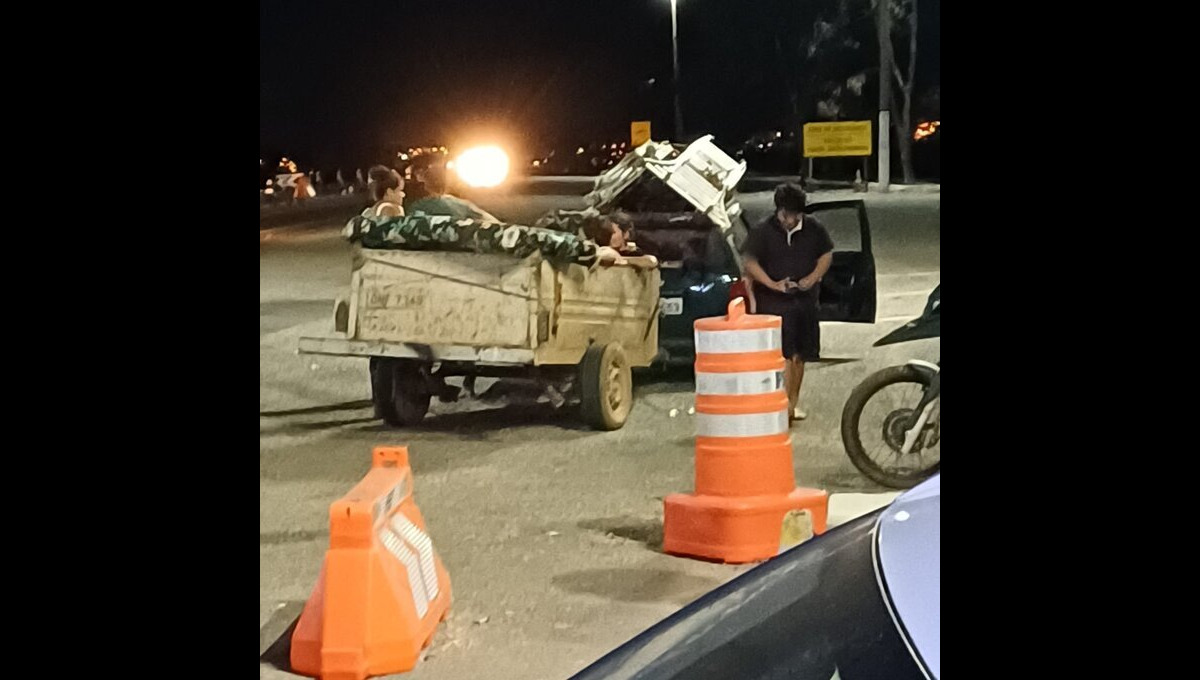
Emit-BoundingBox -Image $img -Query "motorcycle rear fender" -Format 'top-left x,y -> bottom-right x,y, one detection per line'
905,360 -> 940,380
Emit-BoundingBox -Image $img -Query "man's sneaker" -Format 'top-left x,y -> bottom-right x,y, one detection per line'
791,406 -> 808,421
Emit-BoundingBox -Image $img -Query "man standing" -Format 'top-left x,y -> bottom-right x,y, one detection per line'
742,183 -> 833,422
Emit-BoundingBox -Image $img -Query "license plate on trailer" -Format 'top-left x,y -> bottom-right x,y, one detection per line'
660,297 -> 684,316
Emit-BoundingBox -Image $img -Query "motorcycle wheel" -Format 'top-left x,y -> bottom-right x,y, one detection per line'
840,365 -> 940,489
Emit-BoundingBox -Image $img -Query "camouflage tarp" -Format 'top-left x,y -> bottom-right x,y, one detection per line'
531,207 -> 601,235
343,213 -> 597,266
407,195 -> 497,222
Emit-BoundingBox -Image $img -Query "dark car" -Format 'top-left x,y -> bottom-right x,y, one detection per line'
737,130 -> 803,175
569,475 -> 941,680
643,199 -> 876,365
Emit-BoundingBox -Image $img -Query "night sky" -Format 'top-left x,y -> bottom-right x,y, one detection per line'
260,0 -> 939,169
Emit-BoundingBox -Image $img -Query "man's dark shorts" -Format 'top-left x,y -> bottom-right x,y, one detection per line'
756,297 -> 821,362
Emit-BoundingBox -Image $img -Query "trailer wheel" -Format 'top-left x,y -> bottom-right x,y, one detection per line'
369,357 -> 396,420
580,343 -> 632,430
387,363 -> 432,427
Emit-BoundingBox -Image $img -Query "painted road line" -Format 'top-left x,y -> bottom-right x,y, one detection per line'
878,271 -> 940,279
877,315 -> 921,323
827,492 -> 903,528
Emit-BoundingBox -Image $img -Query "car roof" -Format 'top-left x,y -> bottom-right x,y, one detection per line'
875,474 -> 941,679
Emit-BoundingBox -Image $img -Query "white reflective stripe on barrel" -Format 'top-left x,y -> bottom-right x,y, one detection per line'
695,410 -> 789,437
694,327 -> 781,354
379,527 -> 430,618
391,513 -> 440,601
695,370 -> 785,396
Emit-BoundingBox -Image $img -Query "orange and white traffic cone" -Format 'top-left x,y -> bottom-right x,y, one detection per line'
662,298 -> 829,563
291,446 -> 451,680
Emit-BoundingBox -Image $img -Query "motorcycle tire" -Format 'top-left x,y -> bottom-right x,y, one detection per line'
840,365 -> 940,489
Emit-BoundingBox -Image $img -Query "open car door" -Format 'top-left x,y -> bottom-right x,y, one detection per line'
807,199 -> 877,323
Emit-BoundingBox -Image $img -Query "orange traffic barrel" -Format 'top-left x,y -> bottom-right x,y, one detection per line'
291,446 -> 451,680
663,298 -> 829,563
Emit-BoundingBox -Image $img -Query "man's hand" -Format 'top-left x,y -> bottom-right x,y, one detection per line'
744,258 -> 783,293
767,278 -> 792,293
795,274 -> 820,292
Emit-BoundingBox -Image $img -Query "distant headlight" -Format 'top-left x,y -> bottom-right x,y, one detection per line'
454,146 -> 509,187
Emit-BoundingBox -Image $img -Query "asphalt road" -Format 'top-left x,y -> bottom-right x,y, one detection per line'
259,187 -> 939,679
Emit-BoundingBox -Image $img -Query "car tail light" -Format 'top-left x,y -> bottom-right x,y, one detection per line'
729,278 -> 749,303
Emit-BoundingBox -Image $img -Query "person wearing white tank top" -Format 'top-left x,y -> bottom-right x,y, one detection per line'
359,165 -> 405,419
362,165 -> 405,218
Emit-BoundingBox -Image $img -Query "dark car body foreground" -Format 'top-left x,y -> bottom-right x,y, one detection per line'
569,475 -> 940,680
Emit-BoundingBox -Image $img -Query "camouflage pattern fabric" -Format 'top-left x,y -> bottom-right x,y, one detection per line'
531,207 -> 601,235
407,195 -> 497,222
343,213 -> 597,266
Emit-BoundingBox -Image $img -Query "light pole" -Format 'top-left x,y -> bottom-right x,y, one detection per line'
671,0 -> 684,141
876,0 -> 891,192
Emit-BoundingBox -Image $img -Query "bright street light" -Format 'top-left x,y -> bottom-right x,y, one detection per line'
454,146 -> 510,188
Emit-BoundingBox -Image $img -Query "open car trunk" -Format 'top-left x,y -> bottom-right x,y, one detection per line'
623,211 -> 743,364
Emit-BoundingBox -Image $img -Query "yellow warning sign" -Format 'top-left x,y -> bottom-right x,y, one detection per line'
803,121 -> 873,157
631,121 -> 652,148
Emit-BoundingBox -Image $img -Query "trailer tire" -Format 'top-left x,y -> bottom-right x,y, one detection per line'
580,343 -> 632,430
386,363 -> 432,427
369,357 -> 396,421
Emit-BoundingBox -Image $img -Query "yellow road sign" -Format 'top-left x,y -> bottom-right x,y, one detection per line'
631,121 -> 652,147
803,121 -> 872,157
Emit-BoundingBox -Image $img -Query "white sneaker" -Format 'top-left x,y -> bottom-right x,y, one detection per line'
791,406 -> 807,421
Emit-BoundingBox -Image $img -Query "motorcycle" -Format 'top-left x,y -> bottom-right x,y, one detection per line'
840,285 -> 940,488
